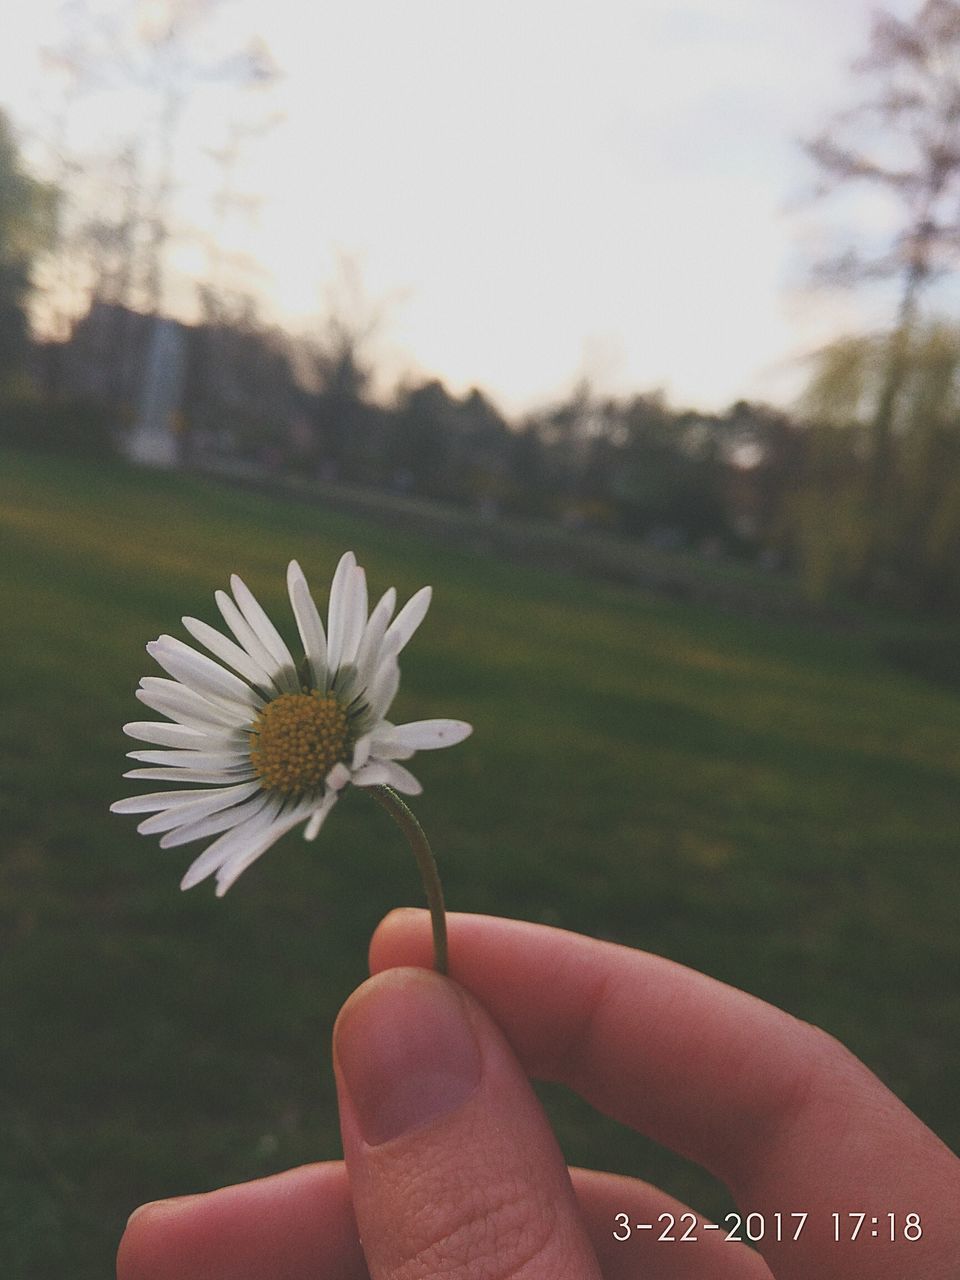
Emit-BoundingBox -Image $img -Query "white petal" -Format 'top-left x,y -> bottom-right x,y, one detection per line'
348,760 -> 393,787
351,734 -> 372,770
123,721 -> 244,751
126,749 -> 250,768
123,766 -> 256,783
229,574 -> 299,692
180,844 -> 236,892
135,784 -> 265,834
379,719 -> 473,752
182,616 -> 279,695
364,655 -> 400,723
364,720 -> 413,760
353,587 -> 397,685
304,787 -> 339,841
147,636 -> 263,710
180,794 -> 286,890
123,721 -> 208,747
134,690 -> 250,733
159,790 -> 272,847
384,585 -> 432,654
287,562 -> 328,689
368,743 -> 414,761
356,758 -> 423,795
326,761 -> 352,791
366,739 -> 414,761
213,800 -> 315,895
341,566 -> 368,666
326,551 -> 357,672
136,678 -> 253,730
138,675 -> 248,720
215,589 -> 285,679
329,661 -> 362,709
381,760 -> 423,795
110,781 -> 260,815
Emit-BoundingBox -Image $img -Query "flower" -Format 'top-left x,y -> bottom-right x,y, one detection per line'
111,553 -> 472,896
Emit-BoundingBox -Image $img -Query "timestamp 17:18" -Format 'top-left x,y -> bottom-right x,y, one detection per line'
833,1213 -> 923,1241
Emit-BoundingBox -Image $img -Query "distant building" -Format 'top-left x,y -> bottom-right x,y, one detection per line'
38,300 -> 304,470
125,317 -> 187,467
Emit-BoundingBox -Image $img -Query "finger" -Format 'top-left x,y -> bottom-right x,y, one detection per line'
334,965 -> 602,1279
371,911 -> 960,1280
570,1167 -> 774,1280
114,1160 -> 770,1280
116,1161 -> 368,1280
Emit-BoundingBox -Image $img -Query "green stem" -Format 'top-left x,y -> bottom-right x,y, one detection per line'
369,786 -> 448,975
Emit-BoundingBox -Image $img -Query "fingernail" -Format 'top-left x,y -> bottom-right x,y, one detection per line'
125,1195 -> 198,1228
126,1201 -> 155,1228
335,969 -> 481,1146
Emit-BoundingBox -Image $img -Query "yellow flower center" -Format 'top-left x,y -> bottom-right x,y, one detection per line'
249,691 -> 349,795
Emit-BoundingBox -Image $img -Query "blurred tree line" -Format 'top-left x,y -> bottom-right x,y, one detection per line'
0,112 -> 55,396
9,2 -> 960,615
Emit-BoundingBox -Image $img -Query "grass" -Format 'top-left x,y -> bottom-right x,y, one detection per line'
2,447 -> 959,1278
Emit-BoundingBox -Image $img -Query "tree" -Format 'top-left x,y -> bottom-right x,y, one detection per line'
805,1 -> 960,588
297,255 -> 402,482
36,0 -> 278,328
808,2 -> 960,327
798,323 -> 960,609
389,379 -> 456,496
129,0 -> 277,316
0,110 -> 55,391
604,393 -> 722,541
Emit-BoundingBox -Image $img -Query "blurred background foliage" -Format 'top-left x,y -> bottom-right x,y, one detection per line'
6,8 -> 960,617
798,324 -> 960,610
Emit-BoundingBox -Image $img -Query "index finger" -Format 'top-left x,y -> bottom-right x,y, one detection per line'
370,910 -> 960,1280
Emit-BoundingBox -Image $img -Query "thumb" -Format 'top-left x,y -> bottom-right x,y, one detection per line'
333,966 -> 601,1280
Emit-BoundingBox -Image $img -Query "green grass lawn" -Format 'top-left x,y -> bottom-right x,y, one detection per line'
2,448 -> 959,1278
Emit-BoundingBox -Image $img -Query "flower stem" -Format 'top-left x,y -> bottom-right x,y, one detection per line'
369,786 -> 448,975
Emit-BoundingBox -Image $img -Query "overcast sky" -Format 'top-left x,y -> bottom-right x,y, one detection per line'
0,0 -> 924,415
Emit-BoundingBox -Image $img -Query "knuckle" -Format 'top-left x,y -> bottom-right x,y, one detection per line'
754,1019 -> 872,1147
395,1168 -> 562,1280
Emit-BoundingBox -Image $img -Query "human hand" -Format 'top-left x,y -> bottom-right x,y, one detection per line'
118,910 -> 960,1279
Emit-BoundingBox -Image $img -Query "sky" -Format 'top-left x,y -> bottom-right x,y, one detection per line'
0,0 -> 924,416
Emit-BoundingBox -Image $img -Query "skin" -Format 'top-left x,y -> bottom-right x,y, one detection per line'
117,910 -> 960,1279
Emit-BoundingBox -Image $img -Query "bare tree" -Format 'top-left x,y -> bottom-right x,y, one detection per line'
33,0 -> 121,339
805,1 -> 960,565
204,112 -> 280,298
37,0 -> 278,323
125,0 -> 277,315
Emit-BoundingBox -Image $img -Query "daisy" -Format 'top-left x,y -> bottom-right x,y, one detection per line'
111,553 -> 472,900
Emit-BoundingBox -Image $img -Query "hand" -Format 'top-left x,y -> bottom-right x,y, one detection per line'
118,910 -> 960,1279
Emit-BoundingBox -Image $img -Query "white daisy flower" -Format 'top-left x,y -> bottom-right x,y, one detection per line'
111,553 -> 472,897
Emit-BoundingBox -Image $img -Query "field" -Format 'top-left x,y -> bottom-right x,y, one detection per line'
2,448 -> 959,1278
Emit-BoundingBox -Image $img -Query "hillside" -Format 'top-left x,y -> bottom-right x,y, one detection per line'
2,448 -> 958,1277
